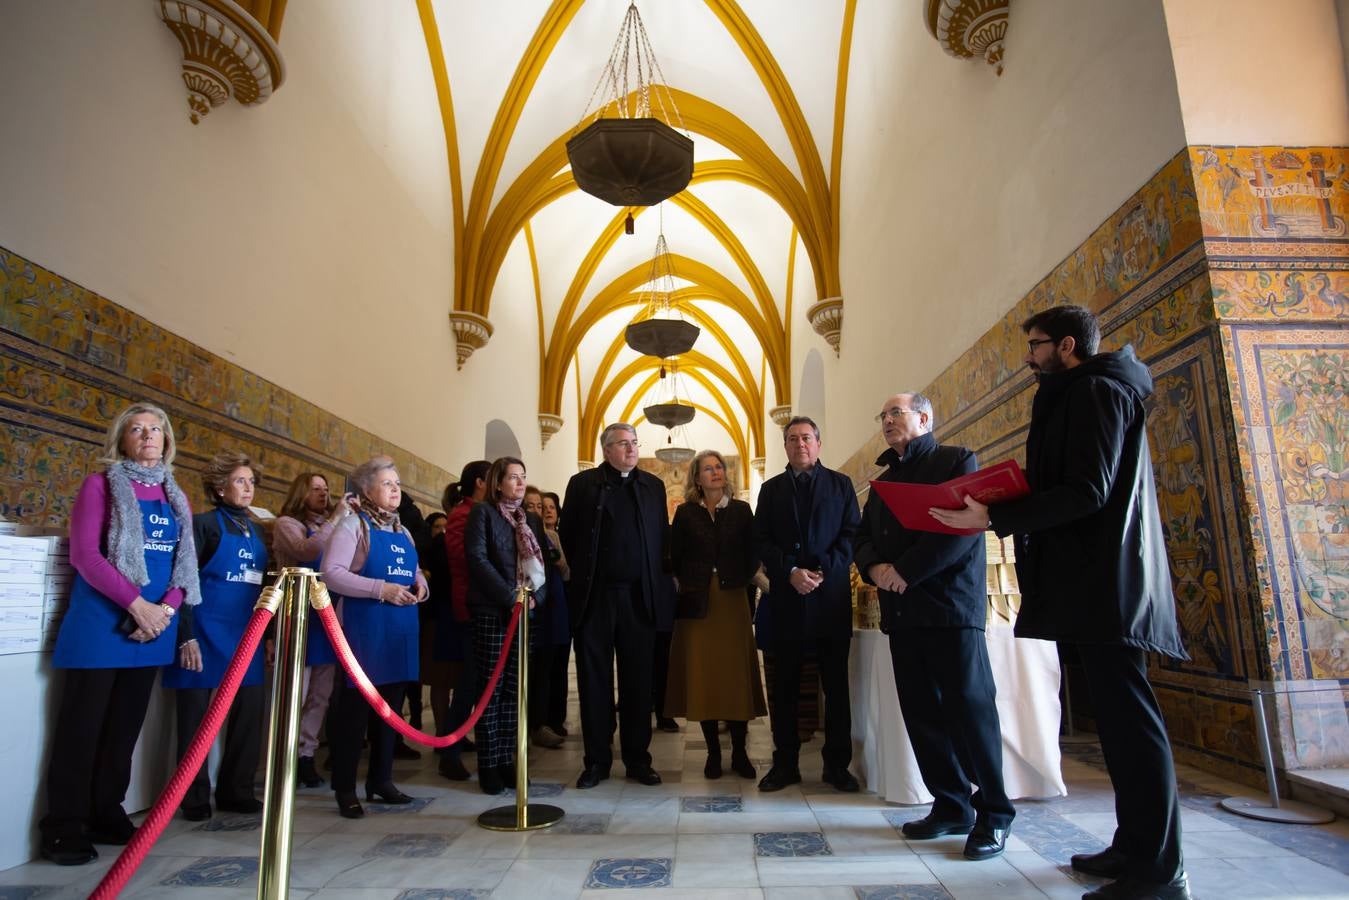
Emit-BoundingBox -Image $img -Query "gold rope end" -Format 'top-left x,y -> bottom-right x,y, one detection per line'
254,583 -> 284,614
310,578 -> 333,611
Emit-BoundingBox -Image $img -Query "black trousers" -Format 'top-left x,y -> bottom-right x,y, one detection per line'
473,612 -> 521,768
768,634 -> 852,770
546,641 -> 570,731
651,629 -> 672,719
576,584 -> 654,771
41,666 -> 159,840
330,679 -> 408,793
174,684 -> 265,810
1081,644 -> 1184,883
443,625 -> 477,756
528,642 -> 555,732
889,627 -> 1015,829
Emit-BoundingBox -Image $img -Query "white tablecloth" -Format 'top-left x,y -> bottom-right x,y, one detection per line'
849,625 -> 1067,803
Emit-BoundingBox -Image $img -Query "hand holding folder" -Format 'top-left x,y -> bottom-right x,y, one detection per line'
868,459 -> 1029,535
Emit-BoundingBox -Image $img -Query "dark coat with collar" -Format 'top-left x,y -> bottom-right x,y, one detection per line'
853,432 -> 986,632
752,462 -> 860,643
559,462 -> 674,631
670,497 -> 757,619
988,346 -> 1186,658
463,502 -> 549,617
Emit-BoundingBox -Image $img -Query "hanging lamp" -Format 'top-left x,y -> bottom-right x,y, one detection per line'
654,423 -> 695,465
566,2 -> 694,208
624,206 -> 700,358
643,359 -> 696,429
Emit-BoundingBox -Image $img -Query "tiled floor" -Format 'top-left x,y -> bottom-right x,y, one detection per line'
3,721 -> 1349,898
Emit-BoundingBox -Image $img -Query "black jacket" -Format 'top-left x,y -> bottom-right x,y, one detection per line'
988,346 -> 1187,658
670,497 -> 757,619
558,463 -> 674,631
752,462 -> 860,642
853,433 -> 986,632
464,502 -> 549,618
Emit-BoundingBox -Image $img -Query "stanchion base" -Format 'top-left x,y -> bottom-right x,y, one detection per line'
1220,796 -> 1335,824
478,803 -> 566,832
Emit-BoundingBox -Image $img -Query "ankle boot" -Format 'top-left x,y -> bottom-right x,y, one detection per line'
729,721 -> 756,779
701,720 -> 723,779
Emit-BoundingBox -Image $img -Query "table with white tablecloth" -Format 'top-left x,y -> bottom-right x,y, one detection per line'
849,624 -> 1067,804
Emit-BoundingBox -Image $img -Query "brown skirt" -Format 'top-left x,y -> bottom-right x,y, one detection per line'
664,575 -> 767,721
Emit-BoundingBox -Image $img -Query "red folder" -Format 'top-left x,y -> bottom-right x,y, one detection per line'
869,459 -> 1030,535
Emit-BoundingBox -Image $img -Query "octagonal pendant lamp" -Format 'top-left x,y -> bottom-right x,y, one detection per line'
643,360 -> 696,430
624,221 -> 700,358
566,2 -> 693,208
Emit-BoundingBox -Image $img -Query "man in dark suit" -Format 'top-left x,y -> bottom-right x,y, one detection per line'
932,305 -> 1190,900
560,423 -> 672,789
753,416 -> 861,792
854,392 -> 1014,861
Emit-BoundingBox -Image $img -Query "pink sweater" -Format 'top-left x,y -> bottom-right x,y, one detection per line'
69,472 -> 187,609
272,513 -> 340,569
320,514 -> 428,599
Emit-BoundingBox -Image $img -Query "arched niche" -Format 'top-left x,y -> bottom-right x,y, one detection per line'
484,419 -> 522,460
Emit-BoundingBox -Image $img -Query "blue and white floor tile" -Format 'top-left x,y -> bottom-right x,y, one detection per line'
4,693 -> 1349,898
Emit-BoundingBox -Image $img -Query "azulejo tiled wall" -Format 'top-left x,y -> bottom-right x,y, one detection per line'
0,245 -> 455,524
837,146 -> 1348,786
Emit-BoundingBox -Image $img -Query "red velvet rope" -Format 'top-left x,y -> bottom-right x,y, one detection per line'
90,606 -> 273,900
316,600 -> 521,747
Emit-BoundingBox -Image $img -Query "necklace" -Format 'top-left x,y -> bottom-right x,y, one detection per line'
220,507 -> 252,538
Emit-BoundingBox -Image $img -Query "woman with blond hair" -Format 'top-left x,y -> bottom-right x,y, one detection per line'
164,451 -> 269,821
665,450 -> 765,779
321,455 -> 428,818
40,402 -> 201,865
273,471 -> 354,787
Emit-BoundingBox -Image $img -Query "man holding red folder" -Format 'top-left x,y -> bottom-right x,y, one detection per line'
931,305 -> 1190,900
854,393 -> 1014,861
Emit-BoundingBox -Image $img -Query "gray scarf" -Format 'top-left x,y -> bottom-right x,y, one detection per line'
105,460 -> 203,607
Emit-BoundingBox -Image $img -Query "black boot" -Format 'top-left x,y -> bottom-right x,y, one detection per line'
728,721 -> 756,779
701,720 -> 723,779
297,755 -> 325,788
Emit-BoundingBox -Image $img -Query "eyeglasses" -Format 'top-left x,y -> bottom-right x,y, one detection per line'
607,440 -> 640,451
874,408 -> 919,423
1026,338 -> 1056,352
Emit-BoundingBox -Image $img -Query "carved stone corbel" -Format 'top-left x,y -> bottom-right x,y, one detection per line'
806,297 -> 843,356
157,0 -> 286,124
538,413 -> 564,449
924,0 -> 1009,75
448,311 -> 494,370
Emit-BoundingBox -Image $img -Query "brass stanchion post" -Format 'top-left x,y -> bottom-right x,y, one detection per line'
478,587 -> 565,831
257,568 -> 314,898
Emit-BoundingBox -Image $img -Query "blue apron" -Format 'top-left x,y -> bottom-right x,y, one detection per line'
298,524 -> 339,667
341,515 -> 419,685
164,510 -> 267,689
53,494 -> 181,668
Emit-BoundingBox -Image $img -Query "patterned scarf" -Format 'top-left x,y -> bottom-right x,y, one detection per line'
358,494 -> 399,529
497,497 -> 545,591
105,460 -> 203,607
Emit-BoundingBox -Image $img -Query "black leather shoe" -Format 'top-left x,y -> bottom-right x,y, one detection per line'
757,766 -> 802,792
335,791 -> 364,819
963,823 -> 1010,860
1072,846 -> 1128,878
392,741 -> 421,760
626,765 -> 663,786
479,766 -> 505,795
182,804 -> 212,822
656,716 -> 680,732
439,753 -> 471,781
460,737 -> 477,752
1082,874 -> 1192,900
87,815 -> 136,845
900,812 -> 975,839
365,782 -> 413,804
704,755 -> 723,779
576,764 -> 610,789
730,750 -> 757,779
40,835 -> 97,866
822,766 -> 860,792
216,796 -> 262,814
298,755 -> 325,788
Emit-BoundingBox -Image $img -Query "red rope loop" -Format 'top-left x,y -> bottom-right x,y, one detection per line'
90,606 -> 274,900
317,600 -> 522,747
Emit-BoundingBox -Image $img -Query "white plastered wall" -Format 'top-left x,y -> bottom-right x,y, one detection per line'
0,0 -> 463,471
828,0 -> 1188,458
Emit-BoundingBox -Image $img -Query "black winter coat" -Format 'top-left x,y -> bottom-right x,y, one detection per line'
558,463 -> 674,631
752,462 -> 860,643
464,502 -> 549,618
988,346 -> 1187,658
853,433 -> 986,632
670,497 -> 757,619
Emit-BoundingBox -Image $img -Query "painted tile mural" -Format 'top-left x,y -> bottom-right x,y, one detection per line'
0,245 -> 455,523
838,145 -> 1349,783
